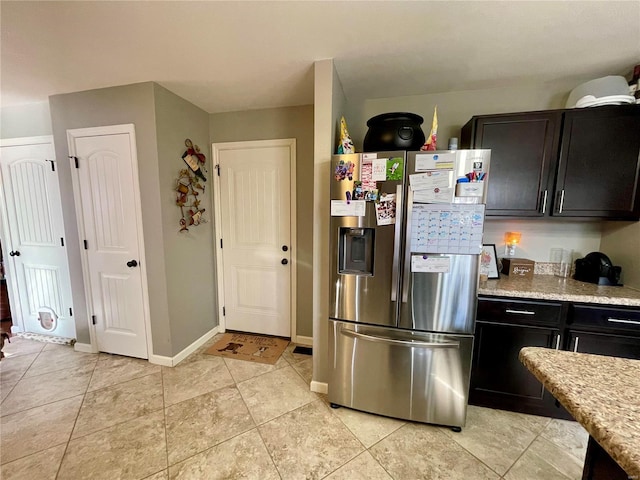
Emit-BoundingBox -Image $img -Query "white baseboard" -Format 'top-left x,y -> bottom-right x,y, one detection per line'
310,380 -> 328,394
294,335 -> 313,346
74,342 -> 96,353
147,353 -> 173,367
148,326 -> 219,367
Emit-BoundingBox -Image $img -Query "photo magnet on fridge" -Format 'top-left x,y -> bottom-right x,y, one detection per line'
386,157 -> 403,181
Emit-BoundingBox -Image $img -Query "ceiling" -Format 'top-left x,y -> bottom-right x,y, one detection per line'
1,1 -> 639,114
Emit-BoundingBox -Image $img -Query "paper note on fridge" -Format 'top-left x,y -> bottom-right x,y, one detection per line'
413,188 -> 454,204
331,200 -> 366,217
409,171 -> 453,191
415,152 -> 457,171
411,255 -> 451,273
371,158 -> 388,181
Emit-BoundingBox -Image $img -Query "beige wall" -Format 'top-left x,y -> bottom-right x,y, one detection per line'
349,79 -> 617,270
350,79 -> 579,151
600,221 -> 640,289
484,219 -> 603,264
153,84 -> 218,355
209,105 -> 314,337
49,83 -> 172,352
312,59 -> 347,387
1,102 -> 53,139
49,82 -> 217,356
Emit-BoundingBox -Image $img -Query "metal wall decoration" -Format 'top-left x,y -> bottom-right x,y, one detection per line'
176,139 -> 207,232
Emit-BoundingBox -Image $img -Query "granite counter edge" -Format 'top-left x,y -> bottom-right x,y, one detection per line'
518,347 -> 640,478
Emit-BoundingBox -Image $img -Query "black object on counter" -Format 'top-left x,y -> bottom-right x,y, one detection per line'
574,252 -> 622,286
363,112 -> 426,152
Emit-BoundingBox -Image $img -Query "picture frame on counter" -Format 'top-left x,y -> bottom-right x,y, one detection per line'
481,244 -> 500,279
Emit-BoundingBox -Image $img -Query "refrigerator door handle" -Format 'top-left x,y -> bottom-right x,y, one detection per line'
341,327 -> 460,349
402,189 -> 414,303
390,184 -> 403,302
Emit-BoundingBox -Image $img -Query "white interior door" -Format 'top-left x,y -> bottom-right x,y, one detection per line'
68,126 -> 149,359
0,137 -> 75,339
215,140 -> 294,338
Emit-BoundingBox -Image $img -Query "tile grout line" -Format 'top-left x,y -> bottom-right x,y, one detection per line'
161,363 -> 170,477
500,424 -> 550,479
235,372 -> 284,480
54,349 -> 101,480
67,374 -> 165,442
0,354 -> 96,467
0,342 -> 44,397
235,365 -> 319,427
1,359 -> 100,418
161,365 -> 281,477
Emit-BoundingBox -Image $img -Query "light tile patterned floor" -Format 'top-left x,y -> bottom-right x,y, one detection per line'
0,335 -> 589,479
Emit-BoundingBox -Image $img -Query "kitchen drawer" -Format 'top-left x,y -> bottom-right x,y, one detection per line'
570,304 -> 640,335
567,330 -> 640,360
477,297 -> 563,327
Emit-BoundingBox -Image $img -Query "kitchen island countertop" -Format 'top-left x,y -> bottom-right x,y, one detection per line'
520,347 -> 640,478
479,275 -> 640,307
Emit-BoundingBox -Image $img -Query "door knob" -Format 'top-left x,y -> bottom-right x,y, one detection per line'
281,258 -> 288,265
9,251 -> 20,257
282,245 -> 288,252
126,260 -> 138,268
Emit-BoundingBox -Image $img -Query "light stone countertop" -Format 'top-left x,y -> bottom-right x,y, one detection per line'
519,347 -> 640,478
478,274 -> 640,307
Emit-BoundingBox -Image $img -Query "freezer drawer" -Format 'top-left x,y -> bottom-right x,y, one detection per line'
328,320 -> 473,428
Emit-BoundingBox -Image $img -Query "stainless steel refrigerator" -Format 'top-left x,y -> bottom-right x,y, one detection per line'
328,149 -> 491,429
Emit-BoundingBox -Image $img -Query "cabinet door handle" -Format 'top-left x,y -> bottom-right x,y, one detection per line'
540,190 -> 548,214
557,189 -> 565,214
505,309 -> 535,315
607,318 -> 640,326
555,334 -> 561,350
573,336 -> 579,352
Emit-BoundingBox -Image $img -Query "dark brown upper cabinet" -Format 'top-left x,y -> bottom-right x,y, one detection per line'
554,106 -> 640,219
462,104 -> 640,220
461,112 -> 560,216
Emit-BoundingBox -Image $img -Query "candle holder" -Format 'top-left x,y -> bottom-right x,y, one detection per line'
504,231 -> 522,257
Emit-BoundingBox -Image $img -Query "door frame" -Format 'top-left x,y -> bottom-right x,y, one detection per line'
211,138 -> 298,341
0,135 -> 57,333
67,124 -> 153,357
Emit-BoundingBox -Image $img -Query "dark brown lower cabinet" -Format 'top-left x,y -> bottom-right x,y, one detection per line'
581,436 -> 630,480
469,321 -> 569,418
470,298 -> 640,419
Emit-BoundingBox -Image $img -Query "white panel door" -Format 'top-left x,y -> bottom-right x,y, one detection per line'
0,139 -> 75,338
69,129 -> 148,358
219,143 -> 291,337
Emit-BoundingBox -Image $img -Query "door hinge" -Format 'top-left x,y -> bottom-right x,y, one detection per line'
83,240 -> 88,250
216,164 -> 220,176
220,238 -> 223,249
46,159 -> 56,172
69,156 -> 79,168
223,306 -> 226,316
69,307 -> 73,316
92,315 -> 97,325
60,237 -> 65,247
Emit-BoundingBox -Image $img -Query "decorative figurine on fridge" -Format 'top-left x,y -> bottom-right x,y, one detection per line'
420,106 -> 438,151
336,116 -> 355,154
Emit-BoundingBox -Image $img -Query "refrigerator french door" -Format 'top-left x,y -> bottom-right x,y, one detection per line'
328,149 -> 491,428
329,151 -> 405,328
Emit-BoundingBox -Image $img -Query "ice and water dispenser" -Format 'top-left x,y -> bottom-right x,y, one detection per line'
338,227 -> 375,276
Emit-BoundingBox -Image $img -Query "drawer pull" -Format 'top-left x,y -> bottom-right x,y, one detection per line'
505,309 -> 536,315
555,334 -> 561,350
573,336 -> 579,352
607,318 -> 640,326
